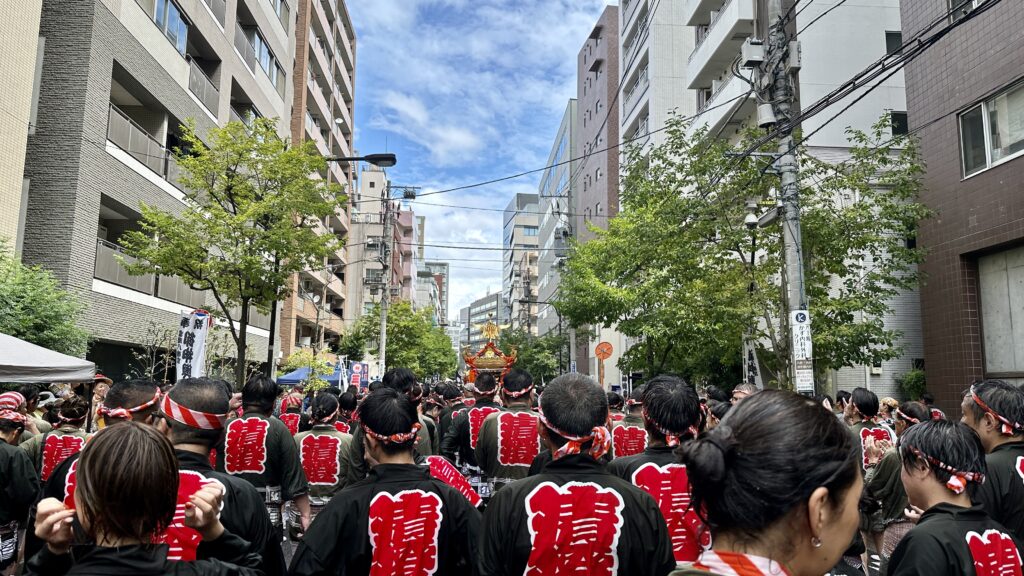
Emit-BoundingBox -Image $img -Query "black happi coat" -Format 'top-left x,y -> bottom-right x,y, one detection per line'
974,441 -> 1024,541
175,450 -> 286,575
0,440 -> 39,525
607,445 -> 676,477
888,503 -> 1024,576
437,402 -> 466,442
479,454 -> 675,576
215,412 -> 309,503
24,530 -> 262,576
288,464 -> 481,576
440,400 -> 504,469
341,417 -> 434,484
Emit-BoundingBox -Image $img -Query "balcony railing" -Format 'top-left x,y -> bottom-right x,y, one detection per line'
624,66 -> 649,117
106,103 -> 184,190
95,239 -> 207,308
234,24 -> 257,72
690,0 -> 737,62
188,59 -> 220,115
201,0 -> 226,26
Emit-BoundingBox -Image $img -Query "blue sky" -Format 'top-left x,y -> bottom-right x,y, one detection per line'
348,0 -> 611,321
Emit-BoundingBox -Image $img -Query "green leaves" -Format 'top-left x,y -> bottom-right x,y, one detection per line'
497,329 -> 568,384
348,301 -> 456,379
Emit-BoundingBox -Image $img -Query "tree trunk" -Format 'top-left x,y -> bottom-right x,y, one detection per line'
234,302 -> 250,389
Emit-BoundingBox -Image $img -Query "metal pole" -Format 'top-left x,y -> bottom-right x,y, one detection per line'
766,0 -> 811,392
378,188 -> 392,376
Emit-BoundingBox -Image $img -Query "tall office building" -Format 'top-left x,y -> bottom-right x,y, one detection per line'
502,193 -> 540,333
279,0 -> 357,359
466,291 -> 507,351
22,0 -> 296,376
423,261 -> 451,322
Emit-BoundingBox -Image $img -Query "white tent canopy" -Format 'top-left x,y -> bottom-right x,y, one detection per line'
0,332 -> 95,383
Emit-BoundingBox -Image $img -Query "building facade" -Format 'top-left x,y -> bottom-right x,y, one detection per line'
502,193 -> 540,333
278,0 -> 357,360
423,260 -> 451,322
902,0 -> 1024,410
22,0 -> 296,378
0,3 -> 43,256
466,291 -> 507,351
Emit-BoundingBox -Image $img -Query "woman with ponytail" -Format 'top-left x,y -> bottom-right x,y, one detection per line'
672,389 -> 862,576
290,388 -> 480,575
290,393 -> 352,534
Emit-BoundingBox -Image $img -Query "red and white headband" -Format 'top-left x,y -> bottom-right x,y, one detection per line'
0,392 -> 25,412
537,403 -> 611,460
160,394 -> 228,430
0,410 -> 26,424
99,389 -> 161,421
894,408 -> 920,425
364,422 -> 421,444
503,384 -> 534,399
642,406 -> 698,448
971,385 -> 1023,436
905,444 -> 985,495
625,398 -> 643,407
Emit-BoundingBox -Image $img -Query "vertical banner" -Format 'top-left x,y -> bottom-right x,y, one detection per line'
742,334 -> 765,390
790,310 -> 814,393
177,310 -> 211,381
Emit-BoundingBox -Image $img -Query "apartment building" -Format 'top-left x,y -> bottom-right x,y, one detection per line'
684,0 -> 918,397
466,291 -> 507,351
415,273 -> 442,327
278,0 -> 357,359
0,4 -> 42,256
423,261 -> 451,322
502,193 -> 540,334
619,0 -> 694,149
537,101 -> 577,339
22,0 -> 296,378
901,1 -> 1024,409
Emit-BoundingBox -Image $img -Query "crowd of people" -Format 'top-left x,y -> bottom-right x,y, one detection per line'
0,367 -> 1022,576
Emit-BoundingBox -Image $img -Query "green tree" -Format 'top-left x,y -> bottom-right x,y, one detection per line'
355,301 -> 457,379
119,118 -> 344,387
0,244 -> 89,356
336,326 -> 367,362
557,115 -> 929,388
278,348 -> 334,392
498,329 -> 567,384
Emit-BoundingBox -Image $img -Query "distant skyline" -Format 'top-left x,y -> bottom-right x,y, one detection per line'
349,0 -> 609,319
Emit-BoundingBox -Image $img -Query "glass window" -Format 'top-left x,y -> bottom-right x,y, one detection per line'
890,111 -> 909,136
155,0 -> 188,55
989,82 -> 1024,163
885,31 -> 902,55
960,105 -> 987,176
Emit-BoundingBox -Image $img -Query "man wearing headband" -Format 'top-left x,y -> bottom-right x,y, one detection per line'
479,373 -> 674,576
607,391 -> 626,422
475,369 -> 539,493
341,368 -> 437,484
0,391 -> 41,444
19,396 -> 90,483
291,392 -> 352,536
440,372 -> 504,498
215,373 -> 311,541
289,388 -> 480,575
156,377 -> 285,575
961,379 -> 1024,541
0,408 -> 38,572
889,419 -> 1023,575
436,381 -> 469,441
608,375 -> 707,563
847,387 -> 897,475
611,385 -> 648,458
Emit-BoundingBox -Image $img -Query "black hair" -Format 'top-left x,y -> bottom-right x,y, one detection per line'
241,373 -> 280,414
165,378 -> 231,447
851,387 -> 879,418
897,401 -> 930,427
709,400 -> 731,421
382,368 -> 417,394
836,390 -> 852,407
680,390 -> 859,543
58,395 -> 90,423
539,374 -> 608,445
642,376 -> 701,440
359,387 -> 418,455
705,386 -> 730,403
899,420 -> 986,491
338,391 -> 358,412
920,392 -> 935,406
310,393 -> 340,423
0,417 -> 25,436
606,392 -> 624,410
368,380 -> 381,392
326,386 -> 342,397
502,369 -> 533,400
18,384 -> 40,405
813,394 -> 834,409
437,382 -> 462,402
474,373 -> 498,393
104,378 -> 160,420
966,380 -> 1024,437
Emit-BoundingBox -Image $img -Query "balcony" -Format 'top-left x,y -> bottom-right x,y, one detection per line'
622,18 -> 649,71
188,59 -> 220,116
234,24 -> 257,73
684,0 -> 724,26
309,31 -> 333,84
623,66 -> 649,119
306,72 -> 331,125
106,103 -> 183,190
200,0 -> 226,26
94,239 -> 206,308
623,0 -> 645,30
304,111 -> 329,154
687,0 -> 755,89
686,70 -> 755,139
311,0 -> 334,52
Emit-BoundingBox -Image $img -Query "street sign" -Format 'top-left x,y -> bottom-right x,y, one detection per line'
790,310 -> 814,393
595,341 -> 613,361
570,361 -> 577,373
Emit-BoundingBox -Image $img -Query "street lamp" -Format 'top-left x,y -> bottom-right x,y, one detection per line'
325,153 -> 397,168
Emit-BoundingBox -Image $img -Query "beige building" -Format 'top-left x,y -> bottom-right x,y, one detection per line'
0,3 -> 43,255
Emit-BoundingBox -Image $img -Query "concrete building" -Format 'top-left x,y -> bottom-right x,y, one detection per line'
502,193 -> 540,333
423,261 -> 451,322
22,0 -> 297,377
619,0 -> 694,150
902,1 -> 1024,410
415,273 -> 442,326
683,0 -> 917,397
537,101 -> 578,340
0,4 -> 43,256
278,0 -> 357,360
466,291 -> 507,351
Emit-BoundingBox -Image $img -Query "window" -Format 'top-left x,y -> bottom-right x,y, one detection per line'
596,100 -> 602,113
950,0 -> 990,21
155,0 -> 188,55
595,167 -> 602,181
979,245 -> 1024,374
959,80 -> 1024,176
891,111 -> 909,135
885,31 -> 902,55
596,202 -> 603,215
523,226 -> 539,237
369,182 -> 375,188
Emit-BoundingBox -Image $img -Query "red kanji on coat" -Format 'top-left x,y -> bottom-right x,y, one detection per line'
612,426 -> 647,457
62,459 -> 79,509
368,489 -> 444,576
632,463 -> 708,562
611,414 -> 625,422
334,421 -> 351,434
966,529 -> 1023,576
524,481 -> 625,575
497,412 -> 539,467
469,407 -> 501,449
224,417 -> 269,474
280,413 -> 300,436
157,471 -> 223,561
41,435 -> 85,482
301,434 -> 341,486
859,426 -> 895,470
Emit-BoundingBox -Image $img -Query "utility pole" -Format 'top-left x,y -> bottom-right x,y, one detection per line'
377,183 -> 419,377
765,0 -> 813,393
